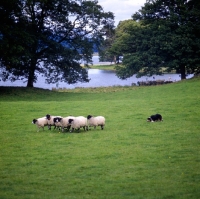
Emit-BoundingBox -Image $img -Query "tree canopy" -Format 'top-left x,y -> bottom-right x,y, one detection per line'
110,0 -> 200,80
98,23 -> 116,63
0,0 -> 114,87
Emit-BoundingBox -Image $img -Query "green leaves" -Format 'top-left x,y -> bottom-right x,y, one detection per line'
0,0 -> 114,87
112,0 -> 200,80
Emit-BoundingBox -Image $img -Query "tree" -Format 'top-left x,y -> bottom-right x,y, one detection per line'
114,0 -> 200,80
0,0 -> 114,87
107,20 -> 141,65
98,24 -> 115,63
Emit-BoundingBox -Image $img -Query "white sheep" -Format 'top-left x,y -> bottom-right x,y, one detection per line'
46,114 -> 61,130
68,116 -> 88,132
32,117 -> 48,132
53,117 -> 63,131
87,115 -> 105,130
56,116 -> 75,132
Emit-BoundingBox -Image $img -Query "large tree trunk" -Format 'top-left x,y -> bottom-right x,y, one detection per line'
27,58 -> 37,87
180,64 -> 186,80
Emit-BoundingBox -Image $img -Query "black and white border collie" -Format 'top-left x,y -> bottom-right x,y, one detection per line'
147,114 -> 163,122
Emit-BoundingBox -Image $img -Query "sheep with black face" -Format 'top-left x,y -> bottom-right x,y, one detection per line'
68,116 -> 88,132
53,117 -> 63,131
54,116 -> 75,132
46,114 -> 61,130
87,115 -> 105,130
32,117 -> 48,132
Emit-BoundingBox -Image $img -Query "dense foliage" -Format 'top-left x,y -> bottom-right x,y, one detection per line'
0,0 -> 114,87
98,24 -> 116,63
109,0 -> 200,79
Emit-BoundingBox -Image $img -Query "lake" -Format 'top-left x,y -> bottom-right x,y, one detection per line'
0,56 -> 193,89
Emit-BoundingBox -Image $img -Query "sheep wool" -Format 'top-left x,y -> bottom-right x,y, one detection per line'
68,116 -> 88,132
46,114 -> 61,130
59,116 -> 75,132
32,117 -> 48,132
87,115 -> 105,130
53,117 -> 63,130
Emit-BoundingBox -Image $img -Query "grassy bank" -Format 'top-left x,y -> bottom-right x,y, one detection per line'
88,63 -> 177,73
89,64 -> 115,70
0,78 -> 200,199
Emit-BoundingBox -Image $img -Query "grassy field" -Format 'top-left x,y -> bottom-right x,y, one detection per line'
0,77 -> 200,199
87,64 -> 115,70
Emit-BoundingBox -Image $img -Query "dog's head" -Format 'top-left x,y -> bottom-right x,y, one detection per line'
147,117 -> 152,122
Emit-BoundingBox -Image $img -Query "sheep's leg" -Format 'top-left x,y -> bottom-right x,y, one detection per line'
101,125 -> 104,130
37,125 -> 42,132
48,125 -> 51,130
70,128 -> 75,133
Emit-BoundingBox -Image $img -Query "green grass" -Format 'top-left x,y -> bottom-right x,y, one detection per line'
87,64 -> 176,74
88,64 -> 115,70
0,77 -> 200,199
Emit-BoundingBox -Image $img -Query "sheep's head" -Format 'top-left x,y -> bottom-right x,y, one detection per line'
68,119 -> 74,124
46,114 -> 51,120
53,118 -> 58,123
87,115 -> 92,119
54,117 -> 62,123
32,119 -> 37,124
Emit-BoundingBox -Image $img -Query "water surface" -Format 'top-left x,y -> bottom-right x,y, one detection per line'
0,68 -> 193,90
0,56 -> 193,89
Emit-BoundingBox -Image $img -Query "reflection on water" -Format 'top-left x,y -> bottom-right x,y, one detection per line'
88,69 -> 102,74
2,55 -> 193,89
0,68 -> 193,90
1,55 -> 194,89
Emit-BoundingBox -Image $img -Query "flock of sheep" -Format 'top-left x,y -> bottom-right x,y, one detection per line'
32,114 -> 106,133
